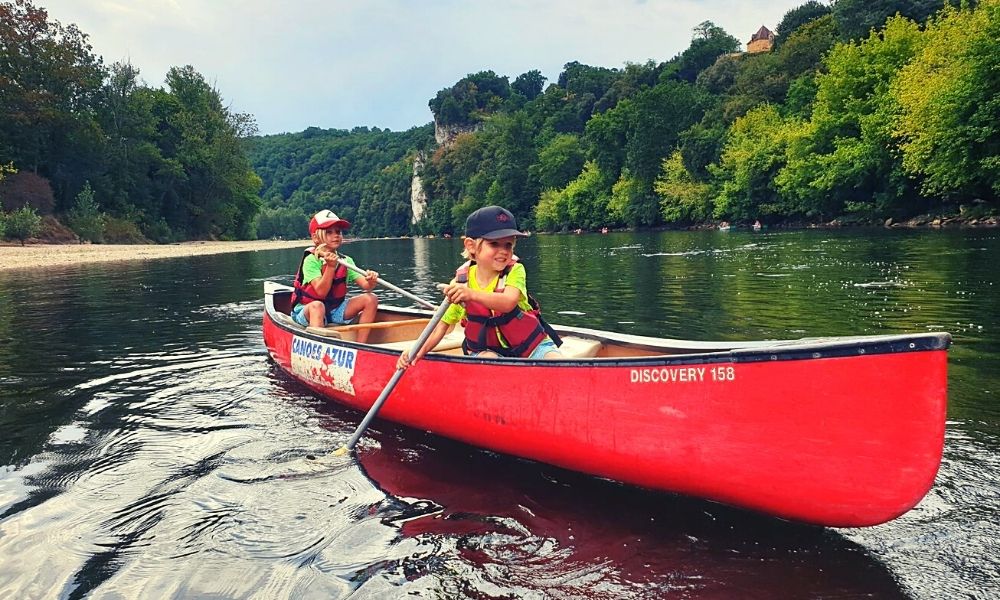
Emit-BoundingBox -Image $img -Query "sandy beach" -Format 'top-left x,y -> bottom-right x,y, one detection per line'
0,239 -> 309,272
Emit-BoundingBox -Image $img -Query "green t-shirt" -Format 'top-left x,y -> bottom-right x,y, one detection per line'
442,262 -> 532,326
301,253 -> 362,286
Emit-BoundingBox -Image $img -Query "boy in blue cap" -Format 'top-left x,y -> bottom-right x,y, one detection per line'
398,205 -> 561,369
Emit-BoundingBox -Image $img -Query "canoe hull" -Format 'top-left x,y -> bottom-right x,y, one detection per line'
263,285 -> 948,527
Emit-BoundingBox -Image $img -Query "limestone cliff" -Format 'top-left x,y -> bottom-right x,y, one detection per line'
433,117 -> 481,146
410,153 -> 428,225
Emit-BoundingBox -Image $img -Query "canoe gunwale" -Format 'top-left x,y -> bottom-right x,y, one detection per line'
264,281 -> 951,366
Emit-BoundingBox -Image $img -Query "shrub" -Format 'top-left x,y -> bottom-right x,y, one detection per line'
67,182 -> 105,243
103,216 -> 148,243
4,206 -> 43,245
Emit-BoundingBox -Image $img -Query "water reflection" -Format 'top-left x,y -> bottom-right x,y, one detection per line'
357,423 -> 907,599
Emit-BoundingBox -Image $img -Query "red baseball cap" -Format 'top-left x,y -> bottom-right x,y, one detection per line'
309,210 -> 351,235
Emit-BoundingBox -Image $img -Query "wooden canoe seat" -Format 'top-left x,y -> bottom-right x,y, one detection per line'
374,328 -> 466,353
306,318 -> 431,342
557,336 -> 603,359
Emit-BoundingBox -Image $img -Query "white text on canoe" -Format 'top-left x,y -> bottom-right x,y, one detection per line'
630,366 -> 735,383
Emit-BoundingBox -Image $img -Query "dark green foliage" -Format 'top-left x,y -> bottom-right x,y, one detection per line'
670,21 -> 742,83
831,0 -> 949,41
679,124 -> 725,180
428,71 -> 511,126
512,70 -> 546,101
247,125 -> 434,239
775,1 -> 833,46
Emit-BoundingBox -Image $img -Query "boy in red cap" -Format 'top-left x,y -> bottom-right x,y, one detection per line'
398,205 -> 562,369
291,210 -> 380,342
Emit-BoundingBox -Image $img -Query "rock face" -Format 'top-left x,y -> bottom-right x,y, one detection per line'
433,118 -> 480,146
410,154 -> 428,225
409,118 -> 483,226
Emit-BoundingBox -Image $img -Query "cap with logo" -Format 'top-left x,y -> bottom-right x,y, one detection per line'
309,210 -> 351,235
464,205 -> 528,240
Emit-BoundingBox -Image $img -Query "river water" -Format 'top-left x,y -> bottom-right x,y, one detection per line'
0,228 -> 997,599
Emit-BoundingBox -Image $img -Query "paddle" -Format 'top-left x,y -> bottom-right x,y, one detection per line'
332,293 -> 452,456
339,260 -> 436,310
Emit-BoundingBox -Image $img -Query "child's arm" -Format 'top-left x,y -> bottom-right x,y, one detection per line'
352,269 -> 379,291
442,283 -> 521,313
396,321 -> 453,370
307,248 -> 338,295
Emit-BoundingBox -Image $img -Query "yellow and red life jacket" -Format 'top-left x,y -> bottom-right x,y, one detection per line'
457,260 -> 559,358
293,248 -> 348,311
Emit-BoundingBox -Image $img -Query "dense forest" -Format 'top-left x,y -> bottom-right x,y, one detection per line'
0,0 -> 260,243
2,0 -> 998,243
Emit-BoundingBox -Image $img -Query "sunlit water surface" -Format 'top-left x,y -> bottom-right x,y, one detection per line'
1,228 -> 997,598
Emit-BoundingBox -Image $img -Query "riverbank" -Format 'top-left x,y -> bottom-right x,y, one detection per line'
0,239 -> 308,272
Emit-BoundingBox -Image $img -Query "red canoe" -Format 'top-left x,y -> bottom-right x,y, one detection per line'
262,282 -> 950,527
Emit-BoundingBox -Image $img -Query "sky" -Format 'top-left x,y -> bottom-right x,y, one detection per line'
39,0 -> 807,136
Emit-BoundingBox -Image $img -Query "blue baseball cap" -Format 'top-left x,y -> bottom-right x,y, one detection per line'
464,205 -> 528,239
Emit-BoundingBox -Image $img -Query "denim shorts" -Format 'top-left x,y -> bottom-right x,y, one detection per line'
468,337 -> 562,359
528,338 -> 562,359
291,300 -> 349,327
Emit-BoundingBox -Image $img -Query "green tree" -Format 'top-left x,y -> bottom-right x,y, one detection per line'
159,65 -> 262,239
671,21 -> 741,83
775,1 -> 833,46
0,0 -> 105,208
893,0 -> 1000,199
95,61 -> 167,223
534,187 -> 569,231
777,17 -> 924,218
67,181 -> 105,242
713,104 -> 797,221
532,134 -> 586,191
3,206 -> 42,244
832,0 -> 947,41
429,71 -> 511,125
512,69 -> 546,101
656,150 -> 714,223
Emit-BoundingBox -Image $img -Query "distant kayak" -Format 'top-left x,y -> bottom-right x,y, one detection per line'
263,281 -> 950,527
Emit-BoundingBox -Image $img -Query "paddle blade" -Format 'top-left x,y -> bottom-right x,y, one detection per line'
331,445 -> 350,457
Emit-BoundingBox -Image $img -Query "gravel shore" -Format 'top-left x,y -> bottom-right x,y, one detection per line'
0,239 -> 308,272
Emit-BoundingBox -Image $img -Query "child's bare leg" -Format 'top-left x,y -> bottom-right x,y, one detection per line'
305,301 -> 326,327
344,293 -> 379,343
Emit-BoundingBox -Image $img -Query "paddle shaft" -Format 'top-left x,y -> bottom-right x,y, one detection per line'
340,260 -> 436,310
342,295 -> 451,451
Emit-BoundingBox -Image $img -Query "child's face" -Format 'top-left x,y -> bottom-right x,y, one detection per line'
470,236 -> 516,270
314,227 -> 345,249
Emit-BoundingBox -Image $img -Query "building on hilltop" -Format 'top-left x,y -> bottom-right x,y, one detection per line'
747,25 -> 774,53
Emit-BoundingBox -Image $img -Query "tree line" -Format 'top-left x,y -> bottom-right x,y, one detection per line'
253,0 -> 996,239
3,0 -> 997,244
1,0 -> 260,243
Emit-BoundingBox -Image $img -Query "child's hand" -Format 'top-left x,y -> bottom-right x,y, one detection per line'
397,350 -> 414,370
363,270 -> 378,283
442,282 -> 471,304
